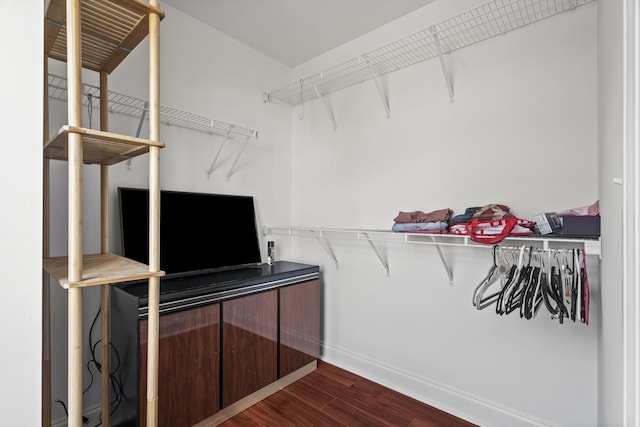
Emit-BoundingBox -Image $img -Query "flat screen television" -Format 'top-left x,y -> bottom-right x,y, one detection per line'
118,187 -> 262,276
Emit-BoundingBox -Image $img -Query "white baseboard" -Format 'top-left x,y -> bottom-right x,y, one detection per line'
52,403 -> 102,427
320,341 -> 559,427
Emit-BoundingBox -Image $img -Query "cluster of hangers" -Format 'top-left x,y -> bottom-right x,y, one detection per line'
473,246 -> 590,325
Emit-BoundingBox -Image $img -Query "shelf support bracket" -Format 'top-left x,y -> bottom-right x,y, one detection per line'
372,76 -> 391,118
226,134 -> 252,180
431,28 -> 455,103
362,232 -> 390,275
127,101 -> 148,171
312,85 -> 337,131
315,236 -> 339,269
207,126 -> 233,177
430,237 -> 454,285
365,60 -> 390,118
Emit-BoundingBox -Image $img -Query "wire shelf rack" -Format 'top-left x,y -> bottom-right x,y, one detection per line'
48,73 -> 258,139
264,0 -> 595,106
265,225 -> 601,281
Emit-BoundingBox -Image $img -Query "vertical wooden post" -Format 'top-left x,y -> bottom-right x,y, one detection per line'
100,73 -> 109,255
99,70 -> 110,427
147,2 -> 161,426
42,54 -> 52,427
66,0 -> 83,426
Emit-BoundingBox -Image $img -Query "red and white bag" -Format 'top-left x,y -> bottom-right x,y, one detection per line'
450,217 -> 535,244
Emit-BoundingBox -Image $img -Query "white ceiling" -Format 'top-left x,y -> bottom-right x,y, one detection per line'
161,0 -> 436,67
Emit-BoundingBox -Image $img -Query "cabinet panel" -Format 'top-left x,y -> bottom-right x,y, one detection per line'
139,304 -> 220,427
222,290 -> 278,407
279,279 -> 321,377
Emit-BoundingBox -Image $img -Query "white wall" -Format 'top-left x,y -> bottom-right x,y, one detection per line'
286,1 -> 599,426
598,1 -> 640,426
0,1 -> 43,425
596,1 -> 624,425
42,1 -> 607,426
46,4 -> 293,423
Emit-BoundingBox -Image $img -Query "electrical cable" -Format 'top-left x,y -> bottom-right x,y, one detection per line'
82,308 -> 125,427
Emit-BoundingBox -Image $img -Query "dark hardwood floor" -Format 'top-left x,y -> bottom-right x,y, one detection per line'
220,361 -> 477,427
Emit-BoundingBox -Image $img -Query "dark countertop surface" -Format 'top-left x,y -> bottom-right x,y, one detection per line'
113,261 -> 320,310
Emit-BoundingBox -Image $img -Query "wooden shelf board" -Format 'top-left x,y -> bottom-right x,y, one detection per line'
43,253 -> 164,289
44,0 -> 165,73
44,125 -> 165,165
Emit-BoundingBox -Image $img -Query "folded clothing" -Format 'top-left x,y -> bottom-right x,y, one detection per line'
451,204 -> 512,224
392,221 -> 449,232
451,207 -> 479,224
394,209 -> 451,224
553,201 -> 600,217
396,229 -> 449,234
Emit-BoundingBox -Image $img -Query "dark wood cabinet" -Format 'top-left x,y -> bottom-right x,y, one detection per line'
139,304 -> 220,427
222,290 -> 278,407
110,262 -> 320,426
279,279 -> 320,377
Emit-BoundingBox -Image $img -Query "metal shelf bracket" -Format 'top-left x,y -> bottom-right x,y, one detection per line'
365,58 -> 391,118
312,85 -> 337,131
315,236 -> 339,269
225,134 -> 253,180
362,232 -> 390,275
127,101 -> 148,170
206,127 -> 233,178
431,237 -> 454,285
431,28 -> 454,103
372,76 -> 391,118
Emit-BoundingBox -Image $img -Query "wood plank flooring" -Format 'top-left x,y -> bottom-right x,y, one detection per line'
220,361 -> 477,427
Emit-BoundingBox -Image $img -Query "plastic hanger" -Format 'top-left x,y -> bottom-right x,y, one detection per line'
570,249 -> 579,322
496,246 -> 526,315
541,251 -> 561,319
529,253 -> 545,319
521,251 -> 543,319
581,249 -> 590,325
473,246 -> 509,310
505,247 -> 532,315
550,253 -> 570,322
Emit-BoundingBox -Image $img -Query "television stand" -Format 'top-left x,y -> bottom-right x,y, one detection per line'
110,261 -> 320,427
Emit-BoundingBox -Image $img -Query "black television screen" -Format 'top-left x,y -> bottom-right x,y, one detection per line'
119,187 -> 262,275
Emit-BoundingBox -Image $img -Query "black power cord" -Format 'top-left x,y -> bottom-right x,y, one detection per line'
54,399 -> 89,424
85,308 -> 126,427
55,308 -> 126,427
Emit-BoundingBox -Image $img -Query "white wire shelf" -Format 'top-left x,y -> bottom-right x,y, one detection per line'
265,225 -> 601,283
266,226 -> 600,252
264,0 -> 595,106
48,73 -> 258,139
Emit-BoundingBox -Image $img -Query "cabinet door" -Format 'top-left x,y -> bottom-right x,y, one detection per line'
279,279 -> 321,377
139,304 -> 220,427
222,290 -> 278,407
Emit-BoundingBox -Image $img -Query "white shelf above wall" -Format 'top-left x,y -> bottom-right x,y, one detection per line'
265,225 -> 601,284
49,74 -> 258,139
48,73 -> 258,178
264,0 -> 596,109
